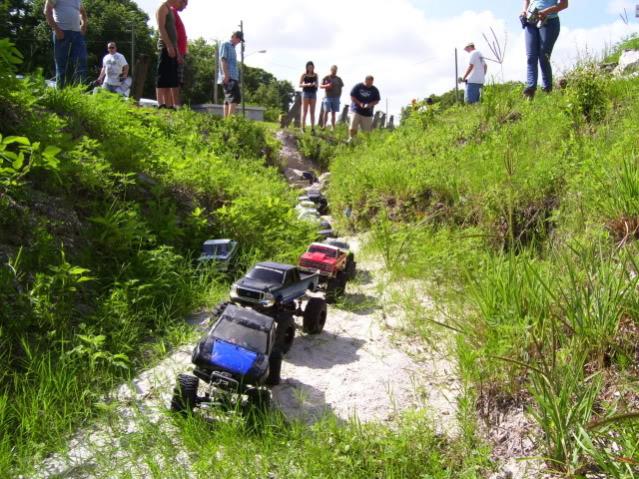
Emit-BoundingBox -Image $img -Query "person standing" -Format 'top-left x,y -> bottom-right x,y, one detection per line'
349,75 -> 380,141
97,42 -> 128,94
299,61 -> 318,132
522,0 -> 568,98
218,31 -> 243,118
156,0 -> 180,109
43,0 -> 88,88
172,0 -> 188,106
320,65 -> 344,130
460,42 -> 487,104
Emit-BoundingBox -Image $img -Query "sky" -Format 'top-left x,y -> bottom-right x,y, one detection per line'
135,0 -> 639,118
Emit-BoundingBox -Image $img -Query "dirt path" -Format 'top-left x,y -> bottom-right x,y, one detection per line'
35,130 -> 460,477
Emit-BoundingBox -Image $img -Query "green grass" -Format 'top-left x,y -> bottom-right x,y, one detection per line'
328,68 -> 639,475
33,405 -> 491,479
0,38 -> 319,475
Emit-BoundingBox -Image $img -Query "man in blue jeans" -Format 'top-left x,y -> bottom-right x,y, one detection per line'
43,0 -> 88,88
460,42 -> 487,104
522,0 -> 569,98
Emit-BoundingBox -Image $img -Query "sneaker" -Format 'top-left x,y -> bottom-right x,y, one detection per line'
541,86 -> 552,93
522,86 -> 536,99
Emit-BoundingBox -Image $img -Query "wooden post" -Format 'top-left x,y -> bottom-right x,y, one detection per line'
131,54 -> 149,101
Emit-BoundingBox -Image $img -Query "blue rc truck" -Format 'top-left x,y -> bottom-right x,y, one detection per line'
170,303 -> 293,413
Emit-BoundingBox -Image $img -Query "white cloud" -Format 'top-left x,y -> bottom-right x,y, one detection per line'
136,0 -> 639,118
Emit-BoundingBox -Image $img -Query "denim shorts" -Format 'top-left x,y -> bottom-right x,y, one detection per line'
323,96 -> 340,113
302,91 -> 317,100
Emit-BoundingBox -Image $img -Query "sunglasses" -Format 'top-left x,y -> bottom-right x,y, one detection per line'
108,46 -> 116,50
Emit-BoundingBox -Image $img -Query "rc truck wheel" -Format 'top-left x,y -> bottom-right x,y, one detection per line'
303,297 -> 327,334
345,257 -> 357,281
211,301 -> 230,320
246,387 -> 271,410
274,312 -> 295,354
326,273 -> 346,304
170,373 -> 199,414
265,351 -> 283,386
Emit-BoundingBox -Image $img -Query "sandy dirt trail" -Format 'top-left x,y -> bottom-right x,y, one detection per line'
35,131 -> 460,478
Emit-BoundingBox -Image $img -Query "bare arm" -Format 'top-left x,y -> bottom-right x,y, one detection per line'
97,65 -> 106,83
462,64 -> 474,81
156,5 -> 176,58
522,0 -> 530,15
539,0 -> 567,19
299,74 -> 306,88
44,0 -> 64,39
80,5 -> 87,34
122,64 -> 129,78
221,58 -> 230,83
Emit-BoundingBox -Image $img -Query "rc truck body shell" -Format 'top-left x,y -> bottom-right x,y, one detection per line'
191,304 -> 275,387
298,243 -> 347,279
230,262 -> 320,309
198,239 -> 238,271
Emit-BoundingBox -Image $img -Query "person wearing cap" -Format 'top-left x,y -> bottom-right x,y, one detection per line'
156,0 -> 181,109
218,31 -> 243,117
349,75 -> 380,141
460,42 -> 487,105
521,0 -> 568,98
97,41 -> 129,93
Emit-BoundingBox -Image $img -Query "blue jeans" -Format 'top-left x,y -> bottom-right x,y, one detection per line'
323,96 -> 340,113
465,83 -> 482,104
525,17 -> 560,90
53,30 -> 87,88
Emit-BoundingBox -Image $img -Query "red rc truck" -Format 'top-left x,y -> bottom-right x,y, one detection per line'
298,240 -> 356,303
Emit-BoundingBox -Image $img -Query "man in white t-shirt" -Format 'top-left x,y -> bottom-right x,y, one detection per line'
98,42 -> 129,93
460,42 -> 487,104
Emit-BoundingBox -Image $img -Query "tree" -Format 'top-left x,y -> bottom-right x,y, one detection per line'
1,0 -> 155,85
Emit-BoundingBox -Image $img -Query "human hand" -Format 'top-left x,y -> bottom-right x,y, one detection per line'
223,75 -> 230,85
167,45 -> 176,58
55,28 -> 65,40
81,25 -> 87,35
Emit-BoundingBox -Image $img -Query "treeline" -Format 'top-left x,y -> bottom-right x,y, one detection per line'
0,0 -> 294,115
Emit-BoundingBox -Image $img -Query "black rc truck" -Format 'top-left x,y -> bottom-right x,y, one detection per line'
170,303 -> 293,413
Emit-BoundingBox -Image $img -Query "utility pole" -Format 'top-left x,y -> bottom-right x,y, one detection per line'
130,23 -> 136,75
454,48 -> 460,104
239,20 -> 246,117
214,39 -> 219,104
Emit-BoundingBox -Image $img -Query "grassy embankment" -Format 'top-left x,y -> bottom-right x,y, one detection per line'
328,60 -> 639,475
0,39 -> 489,478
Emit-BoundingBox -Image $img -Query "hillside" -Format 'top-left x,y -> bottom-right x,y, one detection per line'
0,39 -> 316,475
328,65 -> 639,475
2,31 -> 639,478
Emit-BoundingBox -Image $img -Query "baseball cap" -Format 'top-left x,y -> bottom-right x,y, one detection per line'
464,42 -> 475,49
233,30 -> 245,42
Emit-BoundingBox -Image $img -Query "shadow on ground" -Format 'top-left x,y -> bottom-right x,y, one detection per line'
286,331 -> 365,369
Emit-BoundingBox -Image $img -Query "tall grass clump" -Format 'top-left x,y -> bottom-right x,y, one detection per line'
329,64 -> 639,474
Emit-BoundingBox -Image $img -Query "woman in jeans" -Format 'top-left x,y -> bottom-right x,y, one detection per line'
299,61 -> 318,132
522,0 -> 568,98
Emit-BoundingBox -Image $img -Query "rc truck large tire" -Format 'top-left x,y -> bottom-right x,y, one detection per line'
274,312 -> 295,355
303,297 -> 327,334
170,373 -> 199,414
326,273 -> 346,304
345,256 -> 357,281
246,387 -> 271,410
211,301 -> 230,320
265,351 -> 283,386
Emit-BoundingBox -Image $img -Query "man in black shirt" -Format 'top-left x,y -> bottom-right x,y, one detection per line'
349,75 -> 380,141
